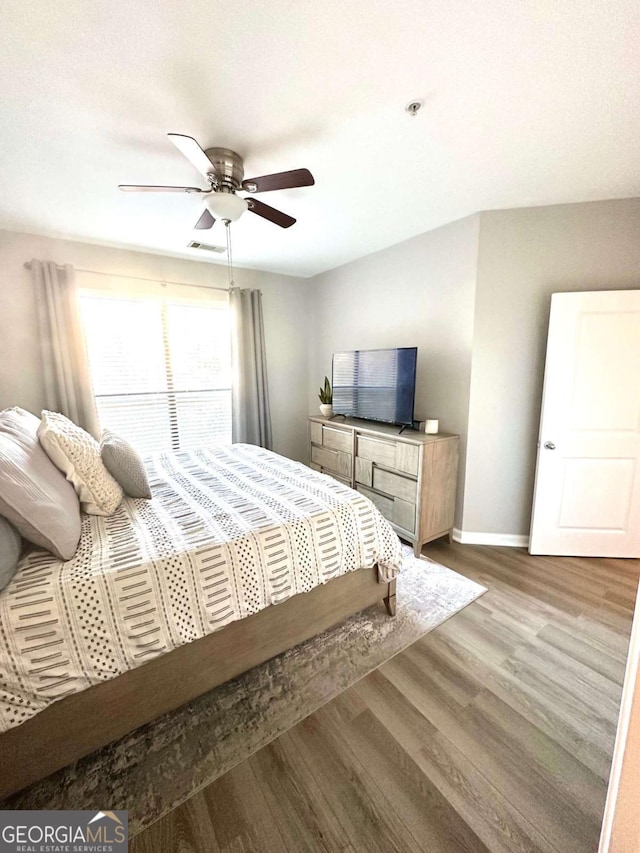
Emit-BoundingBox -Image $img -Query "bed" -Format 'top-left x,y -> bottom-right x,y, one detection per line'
0,443 -> 401,798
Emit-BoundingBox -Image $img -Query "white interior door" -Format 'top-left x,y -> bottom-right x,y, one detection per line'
530,290 -> 640,557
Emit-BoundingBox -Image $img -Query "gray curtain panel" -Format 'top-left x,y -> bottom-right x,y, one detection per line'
31,260 -> 101,439
230,288 -> 273,449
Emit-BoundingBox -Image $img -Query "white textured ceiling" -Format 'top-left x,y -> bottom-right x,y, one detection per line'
0,1 -> 638,277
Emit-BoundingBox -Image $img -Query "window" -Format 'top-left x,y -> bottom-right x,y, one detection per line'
79,288 -> 232,455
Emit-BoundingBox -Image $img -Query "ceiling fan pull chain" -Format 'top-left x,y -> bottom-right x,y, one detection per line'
226,221 -> 236,291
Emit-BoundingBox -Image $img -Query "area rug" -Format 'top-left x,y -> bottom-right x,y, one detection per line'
2,547 -> 486,835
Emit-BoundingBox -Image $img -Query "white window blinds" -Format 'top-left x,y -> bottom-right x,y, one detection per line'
79,288 -> 232,455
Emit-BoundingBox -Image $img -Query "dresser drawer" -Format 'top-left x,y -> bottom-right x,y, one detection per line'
310,460 -> 351,487
310,420 -> 352,453
355,456 -> 373,487
357,486 -> 415,533
309,420 -> 323,446
321,425 -> 352,453
356,435 -> 420,477
326,471 -> 351,487
311,445 -> 351,479
357,485 -> 393,518
372,467 -> 417,503
392,498 -> 415,533
395,442 -> 420,476
357,435 -> 397,468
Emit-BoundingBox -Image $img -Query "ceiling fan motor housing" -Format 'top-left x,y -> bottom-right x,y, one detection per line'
204,147 -> 244,190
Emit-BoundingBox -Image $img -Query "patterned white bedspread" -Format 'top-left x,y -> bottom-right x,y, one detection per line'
0,444 -> 401,732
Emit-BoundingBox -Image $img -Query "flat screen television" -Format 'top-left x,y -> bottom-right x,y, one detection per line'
332,347 -> 418,426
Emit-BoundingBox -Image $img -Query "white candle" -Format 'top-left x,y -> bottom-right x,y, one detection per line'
425,419 -> 439,434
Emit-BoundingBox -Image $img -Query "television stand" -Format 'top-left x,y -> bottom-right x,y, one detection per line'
308,415 -> 459,557
398,424 -> 411,435
329,413 -> 347,421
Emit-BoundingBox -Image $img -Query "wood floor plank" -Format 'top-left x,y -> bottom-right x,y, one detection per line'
427,608 -> 521,668
402,635 -> 483,707
201,761 -> 287,852
219,822 -> 284,853
582,600 -> 638,635
249,733 -> 349,853
550,609 -> 632,663
354,670 -> 556,853
321,695 -> 492,853
131,542 -> 639,853
411,603 -> 616,782
467,587 -> 552,637
379,645 -> 480,734
403,627 -> 609,823
516,636 -> 622,714
502,649 -> 619,747
287,710 -> 425,853
468,688 -> 607,821
379,645 -> 603,852
330,683 -> 369,724
436,602 -> 532,665
130,795 -> 221,853
459,690 -> 605,847
535,622 -> 628,685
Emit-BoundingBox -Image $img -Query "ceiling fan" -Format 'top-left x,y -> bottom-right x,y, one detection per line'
119,134 -> 314,230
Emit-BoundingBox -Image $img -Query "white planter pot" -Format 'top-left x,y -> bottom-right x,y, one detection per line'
319,404 -> 333,418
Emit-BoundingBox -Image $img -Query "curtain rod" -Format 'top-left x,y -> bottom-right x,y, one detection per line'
23,261 -> 229,294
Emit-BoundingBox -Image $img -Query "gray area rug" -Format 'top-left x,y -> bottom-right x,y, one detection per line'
3,547 -> 485,835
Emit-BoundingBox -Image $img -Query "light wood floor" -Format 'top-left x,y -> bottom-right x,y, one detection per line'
131,542 -> 640,853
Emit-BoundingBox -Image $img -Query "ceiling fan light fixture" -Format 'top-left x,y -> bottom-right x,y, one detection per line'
203,192 -> 248,222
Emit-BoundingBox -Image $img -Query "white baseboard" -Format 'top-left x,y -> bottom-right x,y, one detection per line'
452,528 -> 530,549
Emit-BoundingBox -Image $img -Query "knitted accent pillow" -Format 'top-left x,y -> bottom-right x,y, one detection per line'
38,411 -> 123,516
100,430 -> 152,499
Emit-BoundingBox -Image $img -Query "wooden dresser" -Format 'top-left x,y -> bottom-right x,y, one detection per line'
309,416 -> 459,556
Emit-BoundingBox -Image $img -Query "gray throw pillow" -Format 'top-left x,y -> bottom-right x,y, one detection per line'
100,430 -> 152,499
0,516 -> 21,591
0,407 -> 81,560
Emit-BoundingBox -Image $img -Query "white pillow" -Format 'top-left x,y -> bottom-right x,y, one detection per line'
0,407 -> 81,559
38,411 -> 123,516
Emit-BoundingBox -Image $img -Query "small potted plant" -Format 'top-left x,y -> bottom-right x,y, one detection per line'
318,376 -> 333,418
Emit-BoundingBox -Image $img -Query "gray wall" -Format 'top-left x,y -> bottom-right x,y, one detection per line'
0,229 -> 311,463
308,198 -> 640,540
4,197 -> 640,539
309,215 -> 480,527
463,199 -> 640,536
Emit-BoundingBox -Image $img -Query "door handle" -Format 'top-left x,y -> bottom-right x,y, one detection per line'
544,441 -> 556,450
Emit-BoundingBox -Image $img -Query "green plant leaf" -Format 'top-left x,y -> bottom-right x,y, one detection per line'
318,375 -> 333,403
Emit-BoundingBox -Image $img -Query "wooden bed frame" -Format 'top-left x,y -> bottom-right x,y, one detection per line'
0,568 -> 396,800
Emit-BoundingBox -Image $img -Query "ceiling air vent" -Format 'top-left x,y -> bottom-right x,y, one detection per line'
187,241 -> 226,253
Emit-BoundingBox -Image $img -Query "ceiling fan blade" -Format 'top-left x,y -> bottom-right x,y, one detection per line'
242,168 -> 314,194
194,208 -> 215,230
167,133 -> 217,180
119,184 -> 204,193
247,198 -> 296,228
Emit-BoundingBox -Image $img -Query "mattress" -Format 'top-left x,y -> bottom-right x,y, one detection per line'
0,444 -> 401,733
